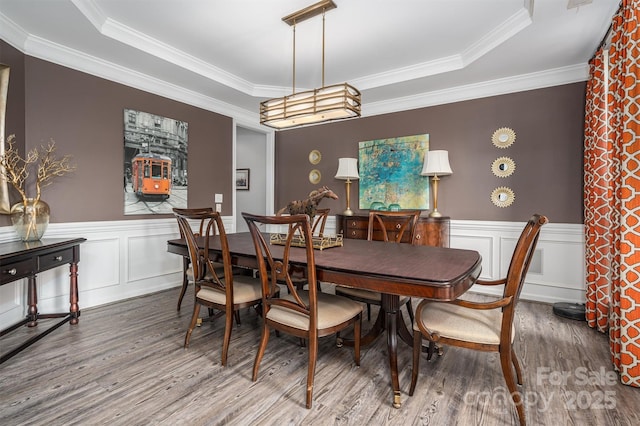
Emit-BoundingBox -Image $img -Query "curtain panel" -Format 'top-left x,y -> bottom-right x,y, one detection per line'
584,0 -> 640,388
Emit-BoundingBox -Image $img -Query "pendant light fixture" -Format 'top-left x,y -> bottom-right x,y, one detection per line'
260,0 -> 361,129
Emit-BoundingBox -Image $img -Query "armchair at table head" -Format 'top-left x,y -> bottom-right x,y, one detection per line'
242,212 -> 362,409
409,213 -> 548,426
174,209 -> 264,366
335,209 -> 421,322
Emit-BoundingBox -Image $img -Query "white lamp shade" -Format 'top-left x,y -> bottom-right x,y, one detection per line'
421,150 -> 452,176
335,158 -> 360,180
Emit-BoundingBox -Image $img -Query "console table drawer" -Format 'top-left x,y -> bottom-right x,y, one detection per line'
1,258 -> 35,284
38,247 -> 75,271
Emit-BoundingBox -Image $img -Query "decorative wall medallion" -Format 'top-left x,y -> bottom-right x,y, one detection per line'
492,127 -> 516,148
492,157 -> 516,177
491,186 -> 515,208
308,150 -> 322,165
309,169 -> 321,184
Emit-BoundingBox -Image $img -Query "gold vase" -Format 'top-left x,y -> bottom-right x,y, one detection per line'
10,198 -> 50,241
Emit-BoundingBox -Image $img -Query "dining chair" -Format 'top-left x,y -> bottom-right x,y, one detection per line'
409,214 -> 548,426
174,209 -> 264,366
311,207 -> 330,237
335,210 -> 421,322
287,208 -> 331,292
172,207 -> 219,311
243,212 -> 362,409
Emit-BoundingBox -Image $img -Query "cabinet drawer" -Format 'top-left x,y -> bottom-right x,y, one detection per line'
347,229 -> 368,239
38,248 -> 74,272
337,213 -> 450,247
346,218 -> 368,230
1,258 -> 35,284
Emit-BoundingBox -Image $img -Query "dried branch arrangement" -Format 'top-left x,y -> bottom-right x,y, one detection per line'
0,134 -> 76,207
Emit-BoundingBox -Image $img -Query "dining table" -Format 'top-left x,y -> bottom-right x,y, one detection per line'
167,231 -> 482,408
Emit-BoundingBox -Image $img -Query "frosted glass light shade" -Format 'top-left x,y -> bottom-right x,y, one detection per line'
260,83 -> 361,129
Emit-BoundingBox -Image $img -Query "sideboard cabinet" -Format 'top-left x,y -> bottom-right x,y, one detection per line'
335,213 -> 450,247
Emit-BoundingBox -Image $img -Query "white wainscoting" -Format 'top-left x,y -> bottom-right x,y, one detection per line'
448,219 -> 586,304
0,216 -> 585,330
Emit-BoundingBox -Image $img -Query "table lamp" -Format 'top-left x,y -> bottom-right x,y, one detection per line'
334,158 -> 359,216
421,150 -> 452,217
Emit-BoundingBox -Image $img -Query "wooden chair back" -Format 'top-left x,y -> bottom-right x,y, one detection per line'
367,210 -> 421,243
242,212 -> 318,321
173,207 -> 214,239
311,208 -> 330,237
500,213 -> 549,330
284,208 -> 330,290
173,209 -> 234,302
172,207 -> 215,310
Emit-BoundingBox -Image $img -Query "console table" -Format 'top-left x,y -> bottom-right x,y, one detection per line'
0,237 -> 86,364
336,213 -> 450,247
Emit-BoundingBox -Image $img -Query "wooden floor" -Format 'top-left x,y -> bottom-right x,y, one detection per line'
1,285 -> 638,426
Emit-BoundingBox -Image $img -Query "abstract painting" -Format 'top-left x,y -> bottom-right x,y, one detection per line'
358,134 -> 430,210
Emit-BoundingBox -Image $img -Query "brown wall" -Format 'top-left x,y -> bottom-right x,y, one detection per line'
1,41 -> 233,226
275,83 -> 586,224
3,39 -> 585,227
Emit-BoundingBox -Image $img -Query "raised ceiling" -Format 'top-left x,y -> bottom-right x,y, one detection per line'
0,0 -> 618,126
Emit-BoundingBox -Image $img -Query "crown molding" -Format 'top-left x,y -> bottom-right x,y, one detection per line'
461,4 -> 532,66
71,0 -> 256,96
353,55 -> 464,91
0,0 -> 584,130
362,64 -> 589,117
69,0 -> 534,98
0,10 -> 28,50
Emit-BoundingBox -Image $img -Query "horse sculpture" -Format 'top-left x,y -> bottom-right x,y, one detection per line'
276,186 -> 338,220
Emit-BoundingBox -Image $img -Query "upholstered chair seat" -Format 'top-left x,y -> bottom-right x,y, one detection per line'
186,264 -> 223,282
414,302 -> 515,345
197,277 -> 263,305
267,291 -> 363,331
336,287 -> 413,307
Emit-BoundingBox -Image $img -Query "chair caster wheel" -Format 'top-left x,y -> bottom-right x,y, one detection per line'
196,318 -> 202,327
336,337 -> 343,348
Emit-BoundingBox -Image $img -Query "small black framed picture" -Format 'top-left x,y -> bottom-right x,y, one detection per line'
236,168 -> 250,190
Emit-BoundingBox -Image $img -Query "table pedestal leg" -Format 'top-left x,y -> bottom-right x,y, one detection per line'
383,293 -> 402,408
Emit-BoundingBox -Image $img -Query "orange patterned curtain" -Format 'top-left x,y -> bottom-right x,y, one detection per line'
584,0 -> 640,388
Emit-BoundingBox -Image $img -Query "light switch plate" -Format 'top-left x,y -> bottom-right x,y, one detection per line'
214,193 -> 223,203
215,203 -> 222,212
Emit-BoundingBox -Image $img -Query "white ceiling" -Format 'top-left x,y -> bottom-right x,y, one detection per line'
0,0 -> 618,126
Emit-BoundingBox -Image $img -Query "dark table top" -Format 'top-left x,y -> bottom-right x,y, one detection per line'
168,232 -> 482,301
